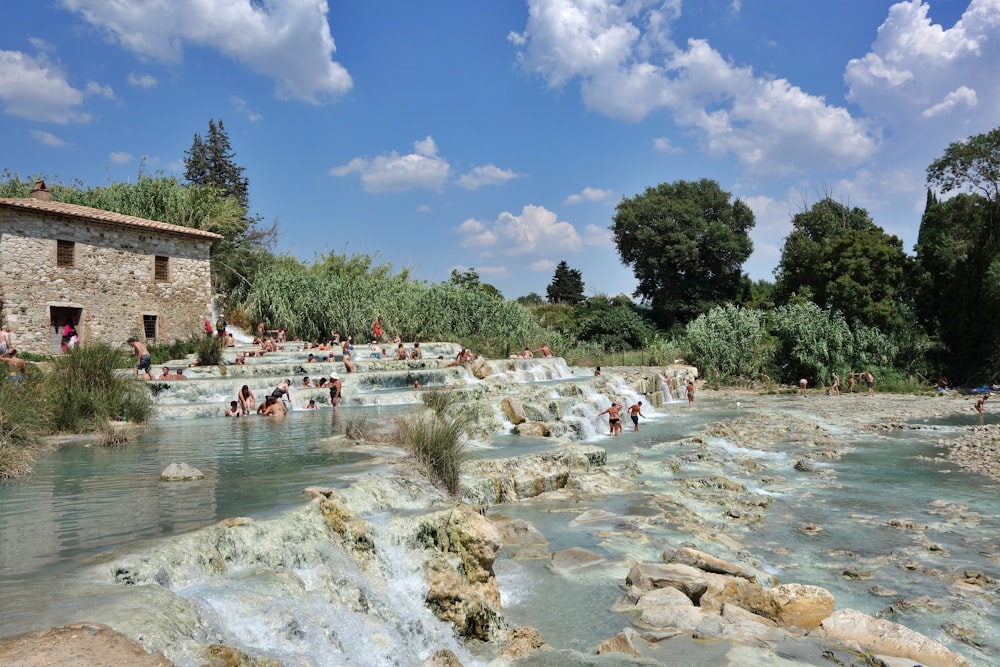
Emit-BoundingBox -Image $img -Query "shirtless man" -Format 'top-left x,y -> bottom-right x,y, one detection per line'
258,395 -> 287,416
127,338 -> 152,380
2,349 -> 27,382
534,345 -> 554,357
628,401 -> 646,431
0,326 -> 11,355
224,401 -> 242,417
598,402 -> 623,436
521,347 -> 533,359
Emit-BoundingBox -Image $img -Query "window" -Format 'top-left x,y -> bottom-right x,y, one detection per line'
56,239 -> 75,267
143,315 -> 157,340
154,255 -> 169,281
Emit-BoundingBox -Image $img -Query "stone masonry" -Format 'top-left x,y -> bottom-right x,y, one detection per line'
0,186 -> 221,354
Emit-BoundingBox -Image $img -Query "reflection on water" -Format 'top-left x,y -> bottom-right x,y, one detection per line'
0,407 -> 402,639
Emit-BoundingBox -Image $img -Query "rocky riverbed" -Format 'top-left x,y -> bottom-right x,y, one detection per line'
2,387 -> 996,666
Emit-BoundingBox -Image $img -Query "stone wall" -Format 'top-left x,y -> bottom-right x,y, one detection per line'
0,208 -> 214,354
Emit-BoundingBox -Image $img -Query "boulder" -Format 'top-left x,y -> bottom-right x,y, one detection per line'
501,396 -> 526,424
735,583 -> 834,630
595,629 -> 641,657
471,358 -> 492,379
425,557 -> 506,641
549,547 -> 604,572
819,609 -> 969,667
634,586 -> 694,610
625,563 -> 708,604
662,546 -> 755,580
160,463 -> 204,481
515,421 -> 550,437
500,626 -> 548,659
637,604 -> 704,631
422,648 -> 464,666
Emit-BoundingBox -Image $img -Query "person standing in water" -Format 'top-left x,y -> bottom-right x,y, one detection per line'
628,401 -> 645,431
598,402 -> 623,436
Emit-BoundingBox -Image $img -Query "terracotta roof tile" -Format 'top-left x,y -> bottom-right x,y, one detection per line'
0,197 -> 224,241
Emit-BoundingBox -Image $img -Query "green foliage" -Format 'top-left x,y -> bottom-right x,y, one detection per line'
515,292 -> 544,307
147,337 -> 199,365
45,344 -> 152,432
774,197 -> 913,331
927,126 -> 1000,202
573,295 -> 654,351
449,267 -> 502,299
686,305 -> 772,384
184,118 -> 250,209
546,260 -> 585,305
396,412 -> 469,495
196,337 -> 224,366
0,376 -> 48,479
529,303 -> 577,334
769,302 -> 853,385
421,389 -> 458,415
612,179 -> 755,328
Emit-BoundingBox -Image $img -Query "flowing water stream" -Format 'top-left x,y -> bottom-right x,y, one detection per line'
1,353 -> 998,665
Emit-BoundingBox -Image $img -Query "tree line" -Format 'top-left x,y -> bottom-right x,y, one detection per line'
3,122 -> 999,386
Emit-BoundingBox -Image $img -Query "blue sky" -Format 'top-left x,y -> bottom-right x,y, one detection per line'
2,1 -> 997,300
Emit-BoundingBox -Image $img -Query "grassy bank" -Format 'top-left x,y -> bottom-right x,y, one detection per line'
0,344 -> 152,480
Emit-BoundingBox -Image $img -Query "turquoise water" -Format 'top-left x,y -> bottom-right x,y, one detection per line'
2,395 -> 999,666
0,406 -> 405,640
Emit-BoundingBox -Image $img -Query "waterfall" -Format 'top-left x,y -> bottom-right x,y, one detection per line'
658,373 -> 676,403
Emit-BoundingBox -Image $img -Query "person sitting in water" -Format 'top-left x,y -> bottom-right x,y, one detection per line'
235,351 -> 247,365
369,343 -> 382,359
304,399 -> 318,410
396,343 -> 407,360
315,377 -> 327,388
343,351 -> 356,373
413,379 -> 422,388
259,395 -> 287,416
159,366 -> 188,380
224,401 -> 242,417
306,353 -> 317,363
302,376 -> 311,387
411,342 -> 423,359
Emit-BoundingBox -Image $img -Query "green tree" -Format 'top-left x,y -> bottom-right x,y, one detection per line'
515,292 -> 544,307
612,179 -> 755,328
773,198 -> 912,332
546,260 -> 585,305
184,119 -> 249,209
769,301 -> 854,385
927,127 -> 1000,202
573,295 -> 654,351
449,268 -> 502,299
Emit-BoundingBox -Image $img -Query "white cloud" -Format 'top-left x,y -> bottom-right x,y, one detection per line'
0,49 -> 89,122
512,0 -> 877,176
331,136 -> 451,193
61,0 -> 353,103
457,164 -> 524,190
127,72 -> 157,89
457,205 -> 582,255
231,96 -> 263,123
417,204 -> 432,213
85,80 -> 115,99
476,265 -> 510,277
530,258 -> 556,272
563,186 -> 612,205
922,85 -> 977,118
845,0 -> 1000,132
109,151 -> 132,163
652,136 -> 680,153
583,223 -> 612,247
30,129 -> 67,146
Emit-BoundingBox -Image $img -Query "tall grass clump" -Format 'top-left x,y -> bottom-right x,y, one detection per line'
196,336 -> 224,366
421,389 -> 458,415
0,378 -> 48,480
396,412 -> 469,495
46,344 -> 152,432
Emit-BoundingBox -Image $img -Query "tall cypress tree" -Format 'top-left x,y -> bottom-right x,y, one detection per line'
546,260 -> 585,305
184,119 -> 249,210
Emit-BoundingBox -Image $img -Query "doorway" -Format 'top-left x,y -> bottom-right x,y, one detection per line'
50,306 -> 82,353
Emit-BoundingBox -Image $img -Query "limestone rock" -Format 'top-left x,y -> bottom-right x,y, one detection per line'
549,547 -> 605,572
819,608 -> 969,667
625,563 -> 708,604
735,583 -> 834,630
423,648 -> 464,666
471,357 -> 493,379
425,557 -> 506,641
501,396 -> 526,424
501,626 -> 548,658
595,629 -> 641,657
634,585 -> 694,610
160,463 -> 204,481
515,421 -> 550,437
637,604 -> 704,631
662,546 -> 755,580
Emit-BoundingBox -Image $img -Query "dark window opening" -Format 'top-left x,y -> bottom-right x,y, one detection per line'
143,315 -> 157,340
56,239 -> 75,267
154,255 -> 169,281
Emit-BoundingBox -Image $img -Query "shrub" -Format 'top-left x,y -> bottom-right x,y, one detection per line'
395,412 -> 469,495
686,304 -> 773,384
421,389 -> 458,415
196,336 -> 224,366
0,378 -> 47,480
45,344 -> 152,432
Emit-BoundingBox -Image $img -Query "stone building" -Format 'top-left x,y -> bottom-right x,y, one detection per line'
0,181 -> 222,354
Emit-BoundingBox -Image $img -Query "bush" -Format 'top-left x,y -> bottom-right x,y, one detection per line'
196,336 -> 224,366
421,389 -> 458,415
45,344 -> 152,432
0,378 -> 47,480
147,336 -> 199,364
395,412 -> 469,495
686,305 -> 773,384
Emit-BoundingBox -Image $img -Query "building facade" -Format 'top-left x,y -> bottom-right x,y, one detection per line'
0,182 -> 222,354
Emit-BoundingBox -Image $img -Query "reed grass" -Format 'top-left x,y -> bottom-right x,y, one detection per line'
395,412 -> 469,495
